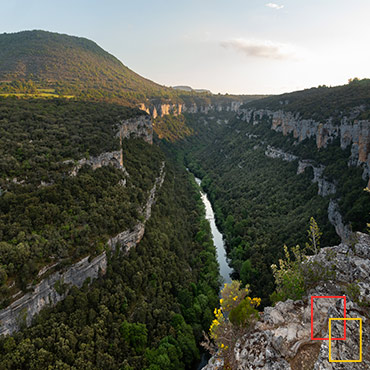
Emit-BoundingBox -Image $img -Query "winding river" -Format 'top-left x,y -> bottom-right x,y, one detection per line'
194,176 -> 233,370
194,177 -> 233,285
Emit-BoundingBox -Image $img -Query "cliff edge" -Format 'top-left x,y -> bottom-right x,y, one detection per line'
203,232 -> 370,369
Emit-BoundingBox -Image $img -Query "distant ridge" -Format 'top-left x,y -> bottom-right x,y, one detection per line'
173,85 -> 212,94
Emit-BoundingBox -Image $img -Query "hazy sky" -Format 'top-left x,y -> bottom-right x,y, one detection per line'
1,0 -> 370,94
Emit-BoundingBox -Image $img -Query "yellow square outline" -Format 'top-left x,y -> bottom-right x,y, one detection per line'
329,318 -> 362,362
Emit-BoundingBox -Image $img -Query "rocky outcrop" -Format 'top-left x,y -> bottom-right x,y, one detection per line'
265,145 -> 298,162
68,151 -> 126,177
261,146 -> 336,197
328,199 -> 353,243
297,160 -> 336,197
260,144 -> 346,240
0,253 -> 107,336
139,101 -> 243,119
0,162 -> 166,337
203,232 -> 370,370
238,109 -> 370,183
67,115 -> 152,176
108,162 -> 165,253
117,115 -> 153,144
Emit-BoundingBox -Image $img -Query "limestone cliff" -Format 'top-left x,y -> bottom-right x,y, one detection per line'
117,115 -> 153,144
238,108 -> 370,185
203,232 -> 370,370
65,115 -> 152,176
0,162 -> 166,336
139,101 -> 243,119
67,151 -> 126,177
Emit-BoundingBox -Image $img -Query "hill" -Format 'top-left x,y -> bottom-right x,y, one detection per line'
0,30 -> 182,104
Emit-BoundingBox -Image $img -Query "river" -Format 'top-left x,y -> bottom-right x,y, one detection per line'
194,177 -> 233,285
194,175 -> 233,370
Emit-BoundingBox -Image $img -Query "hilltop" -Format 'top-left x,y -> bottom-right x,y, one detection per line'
0,30 -> 174,104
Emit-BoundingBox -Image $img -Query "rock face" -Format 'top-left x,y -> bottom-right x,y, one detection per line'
117,115 -> 153,144
67,115 -> 152,176
108,162 -> 165,252
265,145 -> 298,162
139,101 -> 243,119
238,109 -> 370,184
328,199 -> 353,243
0,254 -> 107,336
69,151 -> 125,176
203,232 -> 370,370
297,160 -> 337,197
0,162 -> 166,337
263,147 -> 346,240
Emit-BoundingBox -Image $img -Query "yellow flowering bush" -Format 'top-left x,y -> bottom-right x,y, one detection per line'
205,280 -> 261,368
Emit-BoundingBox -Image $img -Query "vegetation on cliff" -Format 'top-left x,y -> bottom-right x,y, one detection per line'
0,97 -> 156,306
242,78 -> 370,120
202,281 -> 261,369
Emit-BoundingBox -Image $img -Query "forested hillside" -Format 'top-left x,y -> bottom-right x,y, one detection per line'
0,96 -> 220,368
0,98 -> 151,304
0,30 -> 171,103
0,156 -> 220,369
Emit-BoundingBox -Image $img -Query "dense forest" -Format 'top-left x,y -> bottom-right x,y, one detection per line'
0,96 -> 221,368
0,97 -> 160,306
162,105 -> 370,307
0,156 -> 220,369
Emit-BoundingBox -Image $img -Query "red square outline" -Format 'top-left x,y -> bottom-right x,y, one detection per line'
311,296 -> 346,340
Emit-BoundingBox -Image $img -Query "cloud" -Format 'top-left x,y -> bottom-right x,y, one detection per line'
220,38 -> 299,60
265,3 -> 284,10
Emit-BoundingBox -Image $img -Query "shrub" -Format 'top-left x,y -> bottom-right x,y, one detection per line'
271,245 -> 306,303
203,281 -> 261,368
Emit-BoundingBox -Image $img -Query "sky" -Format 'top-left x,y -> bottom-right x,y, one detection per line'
1,0 -> 370,94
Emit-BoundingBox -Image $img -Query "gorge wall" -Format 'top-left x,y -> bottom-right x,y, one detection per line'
117,115 -> 153,144
248,136 -> 348,241
139,101 -> 243,119
238,108 -> 370,186
63,115 -> 152,176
